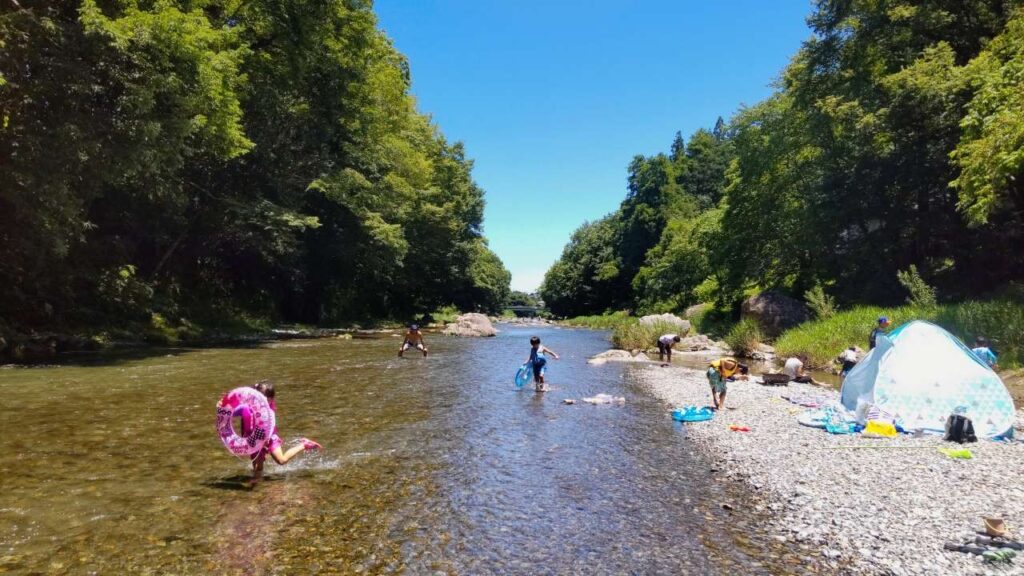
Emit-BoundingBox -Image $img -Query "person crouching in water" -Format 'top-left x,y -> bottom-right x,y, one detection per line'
657,333 -> 682,365
398,324 -> 428,357
707,357 -> 742,409
527,336 -> 560,392
247,381 -> 321,483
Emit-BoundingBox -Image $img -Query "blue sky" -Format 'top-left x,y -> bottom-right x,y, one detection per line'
375,1 -> 813,292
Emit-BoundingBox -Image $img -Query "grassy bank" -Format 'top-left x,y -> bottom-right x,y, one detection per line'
558,311 -> 632,329
774,300 -> 1024,369
558,312 -> 691,350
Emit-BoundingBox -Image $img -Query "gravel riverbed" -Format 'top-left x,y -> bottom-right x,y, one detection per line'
636,362 -> 1024,575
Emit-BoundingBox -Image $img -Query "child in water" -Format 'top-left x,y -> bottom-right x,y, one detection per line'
526,336 -> 560,392
398,324 -> 428,357
247,380 -> 321,482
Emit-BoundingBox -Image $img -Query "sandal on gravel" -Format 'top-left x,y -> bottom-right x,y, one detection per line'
300,438 -> 322,451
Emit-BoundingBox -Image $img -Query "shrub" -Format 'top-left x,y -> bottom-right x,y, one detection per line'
611,320 -> 681,350
897,265 -> 937,307
805,284 -> 836,319
688,304 -> 736,339
724,318 -> 764,356
430,305 -> 461,324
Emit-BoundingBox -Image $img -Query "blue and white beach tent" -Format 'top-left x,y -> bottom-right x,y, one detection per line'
840,320 -> 1016,438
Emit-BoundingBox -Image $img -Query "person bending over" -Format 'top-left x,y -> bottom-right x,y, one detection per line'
707,357 -> 740,409
657,334 -> 682,364
399,324 -> 428,357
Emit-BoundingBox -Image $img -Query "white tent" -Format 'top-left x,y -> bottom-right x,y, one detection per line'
840,320 -> 1016,438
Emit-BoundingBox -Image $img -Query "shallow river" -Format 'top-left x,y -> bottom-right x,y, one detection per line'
0,326 -> 821,574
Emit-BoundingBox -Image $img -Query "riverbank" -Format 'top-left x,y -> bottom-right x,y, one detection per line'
637,362 -> 1024,575
0,324 -> 432,365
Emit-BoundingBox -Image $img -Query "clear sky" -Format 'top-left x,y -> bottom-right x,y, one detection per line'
375,1 -> 813,292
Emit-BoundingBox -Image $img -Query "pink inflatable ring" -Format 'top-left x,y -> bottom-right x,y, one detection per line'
217,387 -> 276,457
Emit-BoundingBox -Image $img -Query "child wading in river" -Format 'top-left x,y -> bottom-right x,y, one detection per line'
246,381 -> 322,482
526,336 -> 560,392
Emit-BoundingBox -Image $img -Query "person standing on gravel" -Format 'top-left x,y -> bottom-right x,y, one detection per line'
707,357 -> 739,409
869,317 -> 890,349
656,334 -> 682,364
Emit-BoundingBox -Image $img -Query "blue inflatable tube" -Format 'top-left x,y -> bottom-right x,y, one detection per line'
672,406 -> 714,422
514,363 -> 531,388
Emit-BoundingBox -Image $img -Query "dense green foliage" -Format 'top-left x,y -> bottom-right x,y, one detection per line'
543,2 -> 1024,325
541,123 -> 731,317
507,290 -> 540,307
775,300 -> 1024,370
0,1 -> 509,337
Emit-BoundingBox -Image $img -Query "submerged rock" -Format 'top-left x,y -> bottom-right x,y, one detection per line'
588,349 -> 653,365
443,313 -> 498,337
582,393 -> 625,405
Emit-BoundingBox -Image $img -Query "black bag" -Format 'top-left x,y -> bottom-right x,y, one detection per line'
944,414 -> 977,443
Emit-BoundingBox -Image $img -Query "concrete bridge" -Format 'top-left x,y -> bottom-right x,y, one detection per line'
505,305 -> 543,317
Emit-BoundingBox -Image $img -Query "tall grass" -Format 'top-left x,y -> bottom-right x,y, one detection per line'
611,320 -> 683,350
724,318 -> 764,356
936,300 -> 1024,368
774,300 -> 1023,369
558,311 -> 632,329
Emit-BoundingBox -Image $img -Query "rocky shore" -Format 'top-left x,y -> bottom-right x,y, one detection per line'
637,363 -> 1024,575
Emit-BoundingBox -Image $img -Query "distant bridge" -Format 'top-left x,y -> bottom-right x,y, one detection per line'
505,305 -> 543,317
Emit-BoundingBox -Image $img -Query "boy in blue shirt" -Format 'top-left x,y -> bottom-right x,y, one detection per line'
526,336 -> 560,392
869,317 -> 890,349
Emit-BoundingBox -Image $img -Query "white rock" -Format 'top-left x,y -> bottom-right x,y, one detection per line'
442,313 -> 497,337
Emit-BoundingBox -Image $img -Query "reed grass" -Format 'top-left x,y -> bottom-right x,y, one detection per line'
774,300 -> 1023,369
558,311 -> 632,329
724,318 -> 764,356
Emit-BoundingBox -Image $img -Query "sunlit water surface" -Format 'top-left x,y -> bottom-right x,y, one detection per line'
0,326 -> 823,574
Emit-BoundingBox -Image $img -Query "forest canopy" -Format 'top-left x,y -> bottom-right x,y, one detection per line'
0,0 -> 510,336
542,1 -> 1024,318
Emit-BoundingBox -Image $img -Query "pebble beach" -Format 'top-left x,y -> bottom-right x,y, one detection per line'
636,360 -> 1024,575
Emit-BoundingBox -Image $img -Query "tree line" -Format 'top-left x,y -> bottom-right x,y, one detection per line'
542,1 -> 1024,319
1,0 -> 511,338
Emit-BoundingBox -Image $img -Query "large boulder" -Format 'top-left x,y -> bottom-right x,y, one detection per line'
741,291 -> 809,336
443,313 -> 498,337
638,313 -> 691,335
678,334 -> 726,352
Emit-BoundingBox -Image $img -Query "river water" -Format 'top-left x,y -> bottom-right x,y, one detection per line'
0,325 -> 821,574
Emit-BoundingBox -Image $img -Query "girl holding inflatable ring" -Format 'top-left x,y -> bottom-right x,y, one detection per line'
216,380 -> 322,483
249,381 -> 321,482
